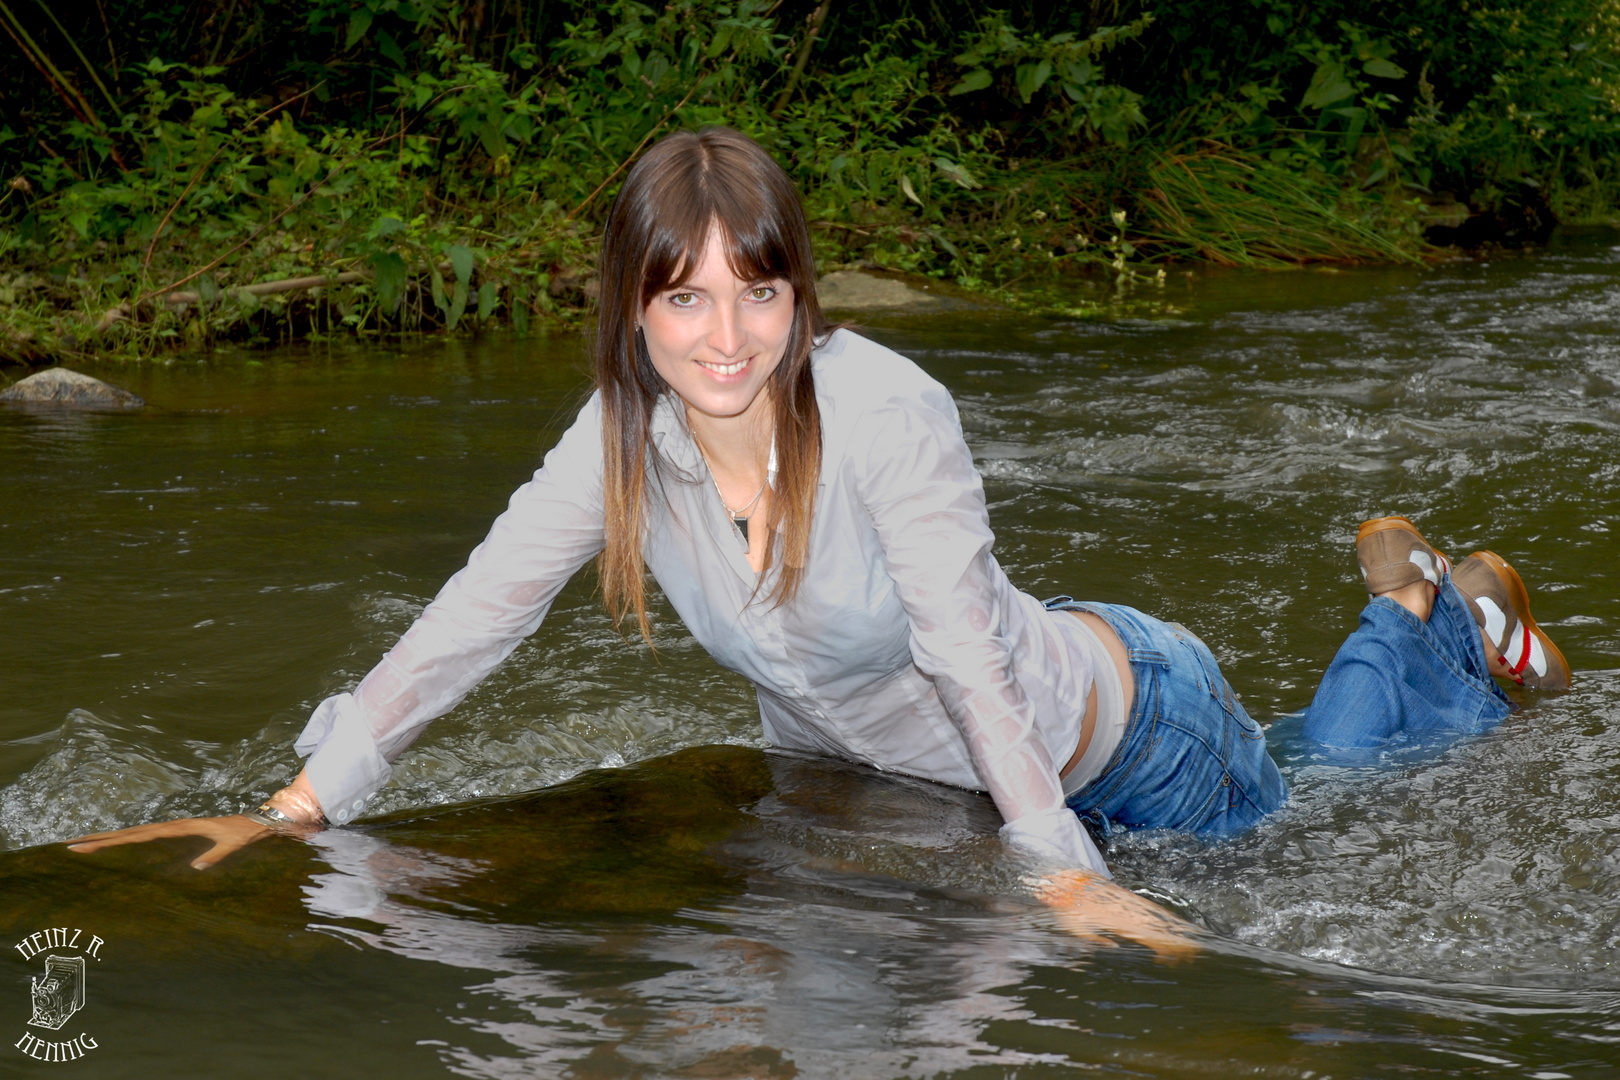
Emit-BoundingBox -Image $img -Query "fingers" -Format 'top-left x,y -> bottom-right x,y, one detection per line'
190,836 -> 242,871
187,818 -> 277,870
1034,870 -> 1203,962
65,815 -> 274,870
66,821 -> 185,851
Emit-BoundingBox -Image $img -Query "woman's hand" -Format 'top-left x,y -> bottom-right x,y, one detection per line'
68,815 -> 281,870
1033,869 -> 1203,961
68,772 -> 327,870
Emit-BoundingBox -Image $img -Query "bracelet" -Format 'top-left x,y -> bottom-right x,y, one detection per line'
273,785 -> 330,827
243,803 -> 296,829
244,802 -> 324,830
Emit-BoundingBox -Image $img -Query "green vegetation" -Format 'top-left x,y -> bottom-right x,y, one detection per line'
2,0 -> 1618,362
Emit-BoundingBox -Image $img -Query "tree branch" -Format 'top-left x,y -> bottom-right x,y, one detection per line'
771,0 -> 832,117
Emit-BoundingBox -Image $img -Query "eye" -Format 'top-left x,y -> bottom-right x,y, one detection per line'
669,292 -> 698,307
748,285 -> 778,302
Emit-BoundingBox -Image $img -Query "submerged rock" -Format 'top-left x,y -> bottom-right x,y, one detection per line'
0,367 -> 144,410
816,270 -> 945,311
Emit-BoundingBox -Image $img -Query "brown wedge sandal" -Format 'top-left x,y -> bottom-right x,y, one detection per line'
1452,551 -> 1572,691
1355,516 -> 1451,596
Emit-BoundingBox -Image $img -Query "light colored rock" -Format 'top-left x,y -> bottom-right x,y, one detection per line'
816,270 -> 944,311
0,367 -> 145,410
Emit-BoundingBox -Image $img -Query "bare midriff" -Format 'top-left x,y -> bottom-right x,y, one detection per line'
1059,610 -> 1136,783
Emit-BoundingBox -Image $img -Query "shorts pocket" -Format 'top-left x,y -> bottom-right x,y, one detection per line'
1171,623 -> 1265,742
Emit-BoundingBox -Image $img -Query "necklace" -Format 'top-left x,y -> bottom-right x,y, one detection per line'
692,431 -> 776,554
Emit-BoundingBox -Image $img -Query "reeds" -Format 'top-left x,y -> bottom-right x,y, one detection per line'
1133,145 -> 1424,267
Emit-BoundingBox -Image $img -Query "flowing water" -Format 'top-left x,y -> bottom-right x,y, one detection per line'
3,230 -> 1619,1077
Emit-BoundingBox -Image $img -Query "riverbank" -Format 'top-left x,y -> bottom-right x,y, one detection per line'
0,155 -> 1578,369
4,0 -> 1616,366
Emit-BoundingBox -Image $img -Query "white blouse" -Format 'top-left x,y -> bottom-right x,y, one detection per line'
295,330 -> 1106,874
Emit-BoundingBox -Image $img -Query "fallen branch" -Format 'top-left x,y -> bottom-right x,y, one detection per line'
162,271 -> 368,306
95,270 -> 369,331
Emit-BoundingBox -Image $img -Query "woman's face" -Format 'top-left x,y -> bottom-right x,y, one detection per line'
640,226 -> 795,427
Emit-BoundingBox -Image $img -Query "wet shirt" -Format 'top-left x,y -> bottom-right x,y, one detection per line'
296,330 -> 1105,873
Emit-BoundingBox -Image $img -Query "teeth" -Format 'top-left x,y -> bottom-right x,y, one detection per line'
698,358 -> 749,376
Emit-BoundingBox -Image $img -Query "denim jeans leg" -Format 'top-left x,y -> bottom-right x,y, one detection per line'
1044,599 -> 1289,839
1304,575 -> 1514,749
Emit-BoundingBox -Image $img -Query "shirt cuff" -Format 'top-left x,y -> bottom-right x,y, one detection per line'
1000,806 -> 1111,878
294,692 -> 393,826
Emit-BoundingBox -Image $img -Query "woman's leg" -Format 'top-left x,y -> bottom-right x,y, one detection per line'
1045,600 -> 1289,839
1304,517 -> 1520,748
1304,582 -> 1512,747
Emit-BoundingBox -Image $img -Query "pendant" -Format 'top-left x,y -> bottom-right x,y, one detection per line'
733,514 -> 750,552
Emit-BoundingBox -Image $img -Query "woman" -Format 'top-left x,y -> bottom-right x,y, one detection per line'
70,128 -> 1286,905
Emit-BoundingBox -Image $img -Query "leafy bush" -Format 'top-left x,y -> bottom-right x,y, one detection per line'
1,0 -> 1617,359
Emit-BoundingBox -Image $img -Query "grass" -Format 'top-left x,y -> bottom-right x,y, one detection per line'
1134,147 -> 1424,267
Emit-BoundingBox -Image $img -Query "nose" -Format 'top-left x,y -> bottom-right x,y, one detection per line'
707,302 -> 746,358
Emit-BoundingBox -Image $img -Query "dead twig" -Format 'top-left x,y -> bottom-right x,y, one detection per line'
565,76 -> 707,222
811,220 -> 874,236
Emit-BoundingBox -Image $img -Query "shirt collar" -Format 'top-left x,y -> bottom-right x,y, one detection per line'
649,392 -> 704,474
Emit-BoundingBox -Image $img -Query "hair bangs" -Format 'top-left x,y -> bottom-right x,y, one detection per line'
637,169 -> 796,307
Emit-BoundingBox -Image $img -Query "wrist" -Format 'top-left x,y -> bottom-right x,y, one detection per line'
243,803 -> 301,830
264,785 -> 327,826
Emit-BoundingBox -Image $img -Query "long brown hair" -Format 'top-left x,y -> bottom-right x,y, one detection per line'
595,127 -> 831,642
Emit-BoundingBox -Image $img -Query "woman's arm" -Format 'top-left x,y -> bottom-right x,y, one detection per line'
70,393 -> 610,861
294,394 -> 609,824
848,382 -> 1204,955
851,384 -> 1106,876
67,771 -> 326,868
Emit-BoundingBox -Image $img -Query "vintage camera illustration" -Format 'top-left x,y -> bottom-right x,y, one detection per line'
29,955 -> 86,1030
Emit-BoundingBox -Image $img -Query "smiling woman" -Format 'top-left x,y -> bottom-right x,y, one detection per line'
65,127 -> 1294,952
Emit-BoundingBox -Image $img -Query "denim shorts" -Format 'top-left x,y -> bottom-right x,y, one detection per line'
1042,598 -> 1289,843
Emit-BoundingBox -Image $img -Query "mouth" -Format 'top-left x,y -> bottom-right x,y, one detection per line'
696,356 -> 752,377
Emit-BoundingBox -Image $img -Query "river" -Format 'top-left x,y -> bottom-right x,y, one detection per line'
2,230 -> 1617,1077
